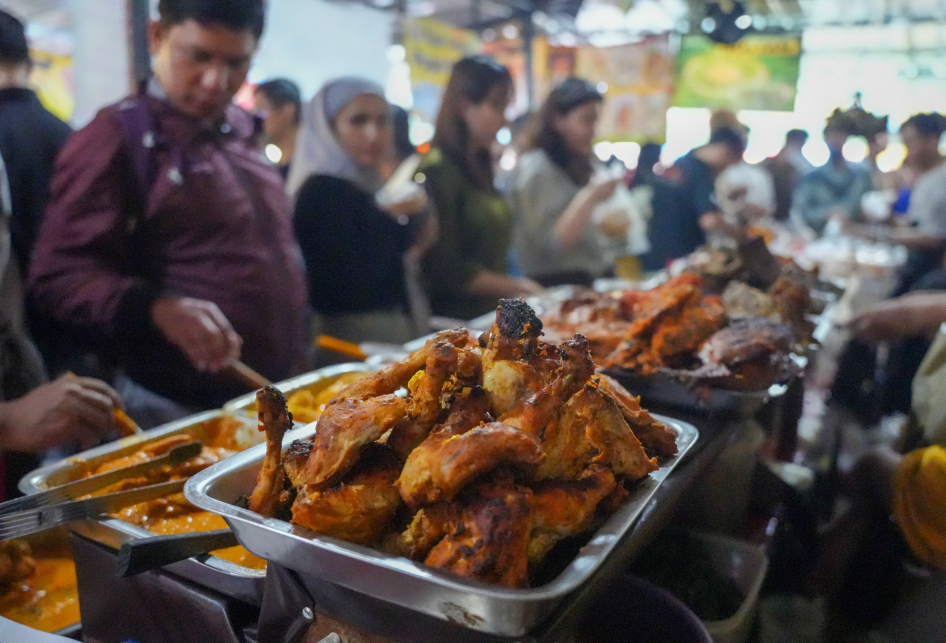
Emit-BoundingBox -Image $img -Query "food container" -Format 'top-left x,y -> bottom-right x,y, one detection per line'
223,363 -> 372,420
18,411 -> 267,606
185,415 -> 699,637
697,533 -> 769,643
0,527 -> 81,636
603,369 -> 789,419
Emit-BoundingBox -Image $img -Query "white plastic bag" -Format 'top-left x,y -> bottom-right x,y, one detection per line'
591,164 -> 650,256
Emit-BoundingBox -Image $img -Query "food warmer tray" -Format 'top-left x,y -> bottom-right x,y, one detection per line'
185,415 -> 698,637
18,410 -> 266,606
602,369 -> 789,419
223,362 -> 372,418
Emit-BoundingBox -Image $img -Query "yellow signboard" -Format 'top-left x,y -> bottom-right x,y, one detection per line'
403,18 -> 480,121
29,49 -> 74,122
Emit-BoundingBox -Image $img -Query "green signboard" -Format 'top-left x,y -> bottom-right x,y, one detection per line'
672,35 -> 801,112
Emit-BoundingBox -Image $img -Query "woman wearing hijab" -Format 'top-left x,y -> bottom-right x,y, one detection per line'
422,56 -> 542,321
509,78 -> 624,287
288,77 -> 428,345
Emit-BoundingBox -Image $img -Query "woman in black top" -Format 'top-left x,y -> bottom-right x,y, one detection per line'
287,77 -> 428,344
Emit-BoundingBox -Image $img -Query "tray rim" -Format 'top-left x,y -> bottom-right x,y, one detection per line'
184,414 -> 699,635
222,362 -> 372,416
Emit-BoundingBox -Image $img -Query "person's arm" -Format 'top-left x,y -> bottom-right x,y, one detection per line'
849,292 -> 946,341
28,110 -> 240,372
423,161 -> 539,300
842,221 -> 946,250
0,375 -> 119,452
551,177 -> 621,250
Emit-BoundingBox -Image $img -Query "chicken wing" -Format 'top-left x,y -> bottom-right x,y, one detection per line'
584,388 -> 658,480
247,386 -> 294,517
528,466 -> 617,565
597,374 -> 678,459
387,342 -> 461,459
481,298 -> 562,416
291,445 -> 403,546
425,475 -> 533,588
302,393 -> 409,488
398,421 -> 543,508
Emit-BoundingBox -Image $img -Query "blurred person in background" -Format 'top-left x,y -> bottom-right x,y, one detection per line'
391,105 -> 416,166
641,127 -> 746,271
710,110 -> 776,232
0,152 -> 121,498
253,77 -> 301,180
28,0 -> 308,423
0,9 -> 72,275
288,77 -> 432,345
763,129 -> 812,222
422,56 -> 541,320
508,78 -> 622,287
629,141 -> 662,189
791,113 -> 872,236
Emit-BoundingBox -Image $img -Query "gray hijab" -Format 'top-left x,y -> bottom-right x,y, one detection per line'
286,77 -> 387,197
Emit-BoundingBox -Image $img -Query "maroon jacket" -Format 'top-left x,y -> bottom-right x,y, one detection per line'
28,93 -> 308,408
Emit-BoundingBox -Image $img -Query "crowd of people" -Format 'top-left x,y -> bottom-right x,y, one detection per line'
1,0 -> 946,627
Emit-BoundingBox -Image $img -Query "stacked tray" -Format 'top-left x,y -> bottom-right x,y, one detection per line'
185,416 -> 699,637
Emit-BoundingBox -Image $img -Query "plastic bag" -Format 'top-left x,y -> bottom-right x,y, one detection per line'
591,164 -> 650,256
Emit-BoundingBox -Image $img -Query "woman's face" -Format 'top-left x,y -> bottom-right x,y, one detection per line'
333,94 -> 393,170
553,101 -> 601,158
461,83 -> 512,150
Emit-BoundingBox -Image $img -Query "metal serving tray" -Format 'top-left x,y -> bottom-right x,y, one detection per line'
223,363 -> 372,418
18,410 -> 267,606
185,415 -> 698,637
603,369 -> 789,419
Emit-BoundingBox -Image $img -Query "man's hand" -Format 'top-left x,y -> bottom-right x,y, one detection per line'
0,375 -> 121,452
151,296 -> 242,372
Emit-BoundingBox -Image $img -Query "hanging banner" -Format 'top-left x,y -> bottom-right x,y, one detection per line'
672,34 -> 801,112
533,37 -> 578,107
575,35 -> 674,142
29,49 -> 74,122
403,18 -> 480,122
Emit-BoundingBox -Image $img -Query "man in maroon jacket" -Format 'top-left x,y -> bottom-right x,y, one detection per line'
29,0 -> 308,414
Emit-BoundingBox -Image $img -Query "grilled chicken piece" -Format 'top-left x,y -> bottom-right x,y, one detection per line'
0,540 -> 35,589
247,386 -> 294,517
302,394 -> 409,488
398,421 -> 542,508
620,272 -> 704,341
528,466 -> 616,565
723,281 -> 779,321
383,503 -> 451,560
585,389 -> 659,479
283,437 -> 312,489
387,342 -> 461,459
291,445 -> 403,546
481,298 -> 562,416
330,328 -> 471,404
597,374 -> 678,458
425,474 -> 533,588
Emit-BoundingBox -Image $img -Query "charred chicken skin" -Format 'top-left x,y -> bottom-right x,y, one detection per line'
425,474 -> 534,589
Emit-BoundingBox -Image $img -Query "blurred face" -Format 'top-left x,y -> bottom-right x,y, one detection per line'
461,83 -> 512,150
553,101 -> 600,158
901,124 -> 939,169
149,19 -> 256,120
333,94 -> 392,170
868,131 -> 889,158
253,93 -> 297,145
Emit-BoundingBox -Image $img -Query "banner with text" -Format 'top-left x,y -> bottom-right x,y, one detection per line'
404,18 -> 480,122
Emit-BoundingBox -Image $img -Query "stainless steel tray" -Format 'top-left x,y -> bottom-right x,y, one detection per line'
185,415 -> 699,636
18,410 -> 267,605
603,368 -> 789,419
222,362 -> 372,418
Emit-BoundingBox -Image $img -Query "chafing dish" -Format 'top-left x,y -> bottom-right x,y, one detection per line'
185,415 -> 699,637
19,410 -> 266,605
222,363 -> 372,418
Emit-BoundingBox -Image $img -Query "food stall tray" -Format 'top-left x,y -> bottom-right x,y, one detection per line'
223,362 -> 372,418
18,410 -> 266,606
184,415 -> 698,637
603,369 -> 788,419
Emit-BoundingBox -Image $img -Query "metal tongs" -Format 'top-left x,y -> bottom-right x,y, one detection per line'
0,441 -> 203,541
